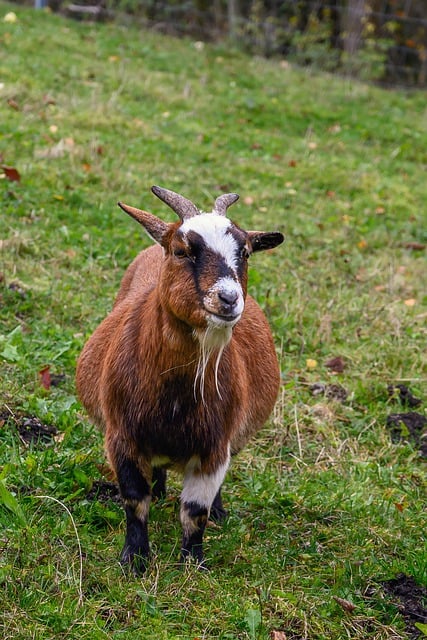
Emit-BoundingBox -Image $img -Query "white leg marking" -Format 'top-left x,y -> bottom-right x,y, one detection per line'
181,450 -> 230,510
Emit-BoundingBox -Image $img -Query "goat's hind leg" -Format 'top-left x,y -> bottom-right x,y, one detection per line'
152,467 -> 167,501
210,486 -> 228,522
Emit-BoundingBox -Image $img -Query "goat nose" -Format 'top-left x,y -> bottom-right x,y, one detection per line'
218,290 -> 238,308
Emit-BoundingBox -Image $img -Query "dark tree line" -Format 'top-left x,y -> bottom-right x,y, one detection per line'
24,0 -> 427,85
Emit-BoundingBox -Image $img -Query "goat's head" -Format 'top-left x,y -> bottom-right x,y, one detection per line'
118,186 -> 284,334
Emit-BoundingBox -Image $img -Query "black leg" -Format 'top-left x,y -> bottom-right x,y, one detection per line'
180,501 -> 208,568
210,487 -> 228,522
152,467 -> 167,501
116,457 -> 151,575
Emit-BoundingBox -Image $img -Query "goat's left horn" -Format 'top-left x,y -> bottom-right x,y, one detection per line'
214,193 -> 239,216
151,185 -> 199,221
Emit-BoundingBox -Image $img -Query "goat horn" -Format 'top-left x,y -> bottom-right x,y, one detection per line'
214,193 -> 239,216
151,185 -> 200,221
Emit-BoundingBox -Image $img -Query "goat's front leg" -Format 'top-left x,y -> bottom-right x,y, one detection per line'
109,442 -> 152,575
180,452 -> 230,568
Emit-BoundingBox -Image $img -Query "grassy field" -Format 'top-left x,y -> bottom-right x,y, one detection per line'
1,2 -> 426,639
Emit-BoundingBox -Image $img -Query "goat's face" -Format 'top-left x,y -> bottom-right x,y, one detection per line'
166,214 -> 248,330
118,187 -> 284,333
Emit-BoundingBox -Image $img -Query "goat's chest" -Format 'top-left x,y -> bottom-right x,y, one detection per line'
133,374 -> 232,461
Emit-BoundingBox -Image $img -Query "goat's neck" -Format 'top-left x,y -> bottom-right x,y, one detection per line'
152,294 -> 233,400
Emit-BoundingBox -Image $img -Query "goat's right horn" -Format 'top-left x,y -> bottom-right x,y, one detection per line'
151,186 -> 199,221
214,193 -> 239,216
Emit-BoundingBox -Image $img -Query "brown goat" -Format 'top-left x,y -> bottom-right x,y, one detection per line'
76,186 -> 284,573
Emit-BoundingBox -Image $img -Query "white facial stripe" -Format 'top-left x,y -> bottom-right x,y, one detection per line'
181,451 -> 230,510
180,214 -> 239,271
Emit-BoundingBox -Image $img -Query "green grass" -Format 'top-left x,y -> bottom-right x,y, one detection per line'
1,3 -> 426,639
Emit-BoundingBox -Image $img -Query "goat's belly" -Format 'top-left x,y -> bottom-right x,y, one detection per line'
135,418 -> 223,464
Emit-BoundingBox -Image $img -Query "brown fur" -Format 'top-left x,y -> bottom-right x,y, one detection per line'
76,194 -> 283,572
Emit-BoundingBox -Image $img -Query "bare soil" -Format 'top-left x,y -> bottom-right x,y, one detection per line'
382,574 -> 427,639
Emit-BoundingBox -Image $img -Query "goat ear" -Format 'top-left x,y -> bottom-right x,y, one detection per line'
118,202 -> 170,245
248,231 -> 284,253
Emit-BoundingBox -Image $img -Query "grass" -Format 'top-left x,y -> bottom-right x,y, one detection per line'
1,2 -> 426,639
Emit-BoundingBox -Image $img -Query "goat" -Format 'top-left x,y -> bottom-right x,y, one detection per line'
76,186 -> 284,573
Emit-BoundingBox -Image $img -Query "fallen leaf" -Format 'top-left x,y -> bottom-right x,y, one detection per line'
39,366 -> 51,390
243,196 -> 254,205
7,98 -> 19,110
325,356 -> 346,373
49,124 -> 58,133
357,239 -> 367,249
1,165 -> 21,182
270,632 -> 287,640
306,358 -> 318,370
333,596 -> 356,613
3,11 -> 18,23
404,299 -> 416,307
288,159 -> 297,167
401,242 -> 425,251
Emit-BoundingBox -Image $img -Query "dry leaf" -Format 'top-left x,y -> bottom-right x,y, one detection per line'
243,196 -> 254,206
402,242 -> 425,251
7,98 -> 19,110
39,366 -> 52,390
325,356 -> 346,373
1,165 -> 21,182
306,358 -> 318,370
333,596 -> 356,613
3,11 -> 18,23
404,299 -> 416,307
270,632 -> 287,640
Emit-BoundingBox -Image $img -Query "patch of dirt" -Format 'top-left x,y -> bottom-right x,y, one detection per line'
386,412 -> 427,458
310,382 -> 348,403
383,574 -> 427,639
0,411 -> 58,446
388,384 -> 422,408
86,480 -> 122,505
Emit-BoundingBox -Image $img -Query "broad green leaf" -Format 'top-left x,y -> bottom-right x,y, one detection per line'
0,481 -> 26,526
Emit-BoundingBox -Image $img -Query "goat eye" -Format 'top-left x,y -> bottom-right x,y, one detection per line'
173,249 -> 187,259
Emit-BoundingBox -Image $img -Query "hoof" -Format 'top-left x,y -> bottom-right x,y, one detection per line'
120,545 -> 149,576
210,505 -> 228,523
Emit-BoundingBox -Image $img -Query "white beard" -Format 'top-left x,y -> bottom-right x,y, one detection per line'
193,322 -> 233,403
